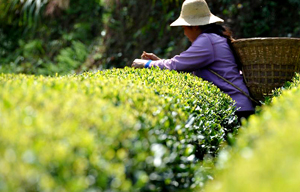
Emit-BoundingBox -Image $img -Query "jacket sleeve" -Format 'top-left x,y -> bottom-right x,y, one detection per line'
150,34 -> 215,72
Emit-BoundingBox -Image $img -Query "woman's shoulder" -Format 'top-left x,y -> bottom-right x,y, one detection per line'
197,33 -> 227,44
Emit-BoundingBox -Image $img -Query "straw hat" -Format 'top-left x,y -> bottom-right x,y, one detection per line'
170,0 -> 224,27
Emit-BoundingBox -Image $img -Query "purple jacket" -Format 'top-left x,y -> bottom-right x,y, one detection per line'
150,33 -> 254,112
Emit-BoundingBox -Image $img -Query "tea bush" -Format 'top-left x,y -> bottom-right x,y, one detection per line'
0,67 -> 239,191
265,73 -> 300,104
204,73 -> 300,192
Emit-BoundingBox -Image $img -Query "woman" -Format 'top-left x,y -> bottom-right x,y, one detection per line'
132,0 -> 255,121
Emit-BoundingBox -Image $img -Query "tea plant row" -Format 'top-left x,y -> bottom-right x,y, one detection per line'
205,73 -> 300,192
0,68 -> 239,191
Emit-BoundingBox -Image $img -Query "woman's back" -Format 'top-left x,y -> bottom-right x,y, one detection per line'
193,33 -> 254,111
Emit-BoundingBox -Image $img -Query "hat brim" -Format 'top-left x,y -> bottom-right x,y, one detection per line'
170,14 -> 224,27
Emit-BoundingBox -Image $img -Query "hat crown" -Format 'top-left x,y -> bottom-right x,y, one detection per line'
170,0 -> 224,26
181,0 -> 211,18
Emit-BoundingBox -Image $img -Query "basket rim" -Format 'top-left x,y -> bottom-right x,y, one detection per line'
233,37 -> 300,43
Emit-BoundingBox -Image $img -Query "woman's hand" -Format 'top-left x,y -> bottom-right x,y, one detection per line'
132,59 -> 148,68
141,51 -> 161,61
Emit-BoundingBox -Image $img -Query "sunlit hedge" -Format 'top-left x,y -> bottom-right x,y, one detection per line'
0,67 -> 239,191
204,73 -> 300,192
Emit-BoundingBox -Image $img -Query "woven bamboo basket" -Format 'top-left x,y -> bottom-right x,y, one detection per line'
232,37 -> 300,101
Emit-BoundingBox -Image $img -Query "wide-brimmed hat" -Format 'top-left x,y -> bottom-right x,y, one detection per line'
170,0 -> 224,27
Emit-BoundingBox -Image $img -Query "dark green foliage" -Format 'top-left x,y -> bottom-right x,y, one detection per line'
0,0 -> 103,75
97,0 -> 177,68
214,0 -> 300,38
1,0 -> 299,74
0,68 -> 239,191
100,0 -> 186,68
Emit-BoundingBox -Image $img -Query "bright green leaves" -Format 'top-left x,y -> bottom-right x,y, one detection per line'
0,68 -> 238,191
205,73 -> 300,192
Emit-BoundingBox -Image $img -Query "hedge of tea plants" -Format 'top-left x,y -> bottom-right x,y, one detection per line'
204,73 -> 300,192
0,67 -> 239,191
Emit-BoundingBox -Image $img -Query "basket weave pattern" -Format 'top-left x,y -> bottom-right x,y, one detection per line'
232,38 -> 300,101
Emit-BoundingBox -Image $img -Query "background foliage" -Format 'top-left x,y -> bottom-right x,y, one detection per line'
101,0 -> 300,68
0,0 -> 103,75
0,0 -> 300,74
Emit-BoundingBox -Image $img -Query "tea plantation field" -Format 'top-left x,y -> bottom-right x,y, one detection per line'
2,68 -> 300,192
0,68 -> 239,191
